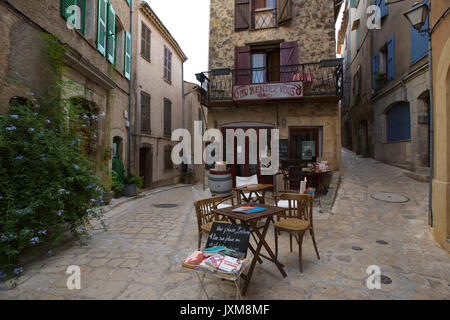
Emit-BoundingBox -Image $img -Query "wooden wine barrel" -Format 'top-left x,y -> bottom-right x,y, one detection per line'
208,169 -> 233,197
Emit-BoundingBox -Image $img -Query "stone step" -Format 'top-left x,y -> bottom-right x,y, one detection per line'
403,167 -> 430,183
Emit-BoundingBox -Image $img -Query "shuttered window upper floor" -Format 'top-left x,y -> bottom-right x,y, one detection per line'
235,0 -> 292,31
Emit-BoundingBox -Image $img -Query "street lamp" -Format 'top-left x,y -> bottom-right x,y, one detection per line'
403,1 -> 429,31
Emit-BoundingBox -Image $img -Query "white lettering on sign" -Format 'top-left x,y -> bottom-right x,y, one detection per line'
233,81 -> 304,101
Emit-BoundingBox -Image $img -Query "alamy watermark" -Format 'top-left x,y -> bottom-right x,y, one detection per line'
171,121 -> 280,175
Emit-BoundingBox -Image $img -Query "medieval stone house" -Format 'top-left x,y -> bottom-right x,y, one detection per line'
197,0 -> 343,188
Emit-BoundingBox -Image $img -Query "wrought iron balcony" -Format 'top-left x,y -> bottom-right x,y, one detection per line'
196,60 -> 343,107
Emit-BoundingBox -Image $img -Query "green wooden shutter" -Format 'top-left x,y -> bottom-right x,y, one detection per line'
124,31 -> 132,80
106,3 -> 116,64
61,0 -> 77,19
127,0 -> 130,6
97,0 -> 108,56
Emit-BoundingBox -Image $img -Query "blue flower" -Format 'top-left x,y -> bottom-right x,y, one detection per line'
57,210 -> 64,216
48,250 -> 55,257
91,115 -> 98,120
13,267 -> 23,275
58,189 -> 66,194
15,155 -> 24,160
86,185 -> 94,190
86,209 -> 93,213
34,112 -> 39,116
30,237 -> 39,245
73,164 -> 79,170
90,198 -> 97,203
10,115 -> 19,120
24,208 -> 32,214
6,126 -> 17,131
41,157 -> 48,161
0,271 -> 6,279
45,119 -> 51,124
0,193 -> 3,200
35,104 -> 40,109
29,128 -> 35,132
83,114 -> 89,120
1,235 -> 8,242
38,230 -> 47,235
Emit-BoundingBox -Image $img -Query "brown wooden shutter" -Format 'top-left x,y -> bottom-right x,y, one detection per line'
277,0 -> 292,25
234,45 -> 251,85
141,92 -> 150,133
280,41 -> 298,81
141,23 -> 151,60
235,0 -> 250,30
254,0 -> 265,9
164,98 -> 171,136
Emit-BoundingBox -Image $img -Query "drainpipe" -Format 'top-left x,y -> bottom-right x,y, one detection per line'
427,33 -> 434,227
127,0 -> 134,174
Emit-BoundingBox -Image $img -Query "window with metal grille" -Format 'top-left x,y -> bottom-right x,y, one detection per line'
386,102 -> 411,142
141,22 -> 151,61
164,145 -> 174,169
164,46 -> 172,83
164,98 -> 172,136
141,92 -> 151,133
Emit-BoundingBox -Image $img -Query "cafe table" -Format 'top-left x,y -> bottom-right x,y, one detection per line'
213,203 -> 288,296
233,184 -> 273,205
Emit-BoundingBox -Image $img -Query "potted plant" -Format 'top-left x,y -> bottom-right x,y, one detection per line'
182,170 -> 194,184
374,72 -> 387,84
122,173 -> 143,197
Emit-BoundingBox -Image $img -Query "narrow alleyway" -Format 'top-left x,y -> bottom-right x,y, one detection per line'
0,149 -> 449,300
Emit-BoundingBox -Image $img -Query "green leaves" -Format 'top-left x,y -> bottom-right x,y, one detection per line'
0,102 -> 105,279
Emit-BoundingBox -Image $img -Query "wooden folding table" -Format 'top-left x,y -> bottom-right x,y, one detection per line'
214,204 -> 288,296
233,184 -> 273,204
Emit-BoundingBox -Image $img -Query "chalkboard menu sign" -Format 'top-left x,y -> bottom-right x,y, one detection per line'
279,139 -> 289,161
206,223 -> 251,258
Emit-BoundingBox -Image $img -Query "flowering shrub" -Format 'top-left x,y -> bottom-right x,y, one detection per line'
0,100 -> 106,280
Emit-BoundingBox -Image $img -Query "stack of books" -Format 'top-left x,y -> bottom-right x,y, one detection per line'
182,247 -> 250,279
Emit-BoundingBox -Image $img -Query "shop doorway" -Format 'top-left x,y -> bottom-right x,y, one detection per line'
221,123 -> 274,187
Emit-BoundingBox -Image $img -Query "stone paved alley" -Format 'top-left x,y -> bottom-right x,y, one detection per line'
0,149 -> 449,300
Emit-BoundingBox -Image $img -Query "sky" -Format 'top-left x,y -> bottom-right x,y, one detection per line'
144,0 -> 210,84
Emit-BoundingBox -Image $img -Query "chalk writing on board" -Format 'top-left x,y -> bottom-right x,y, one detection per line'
206,223 -> 251,257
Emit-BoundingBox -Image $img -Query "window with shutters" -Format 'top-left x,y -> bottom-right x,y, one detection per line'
164,145 -> 174,169
373,36 -> 394,90
164,98 -> 172,136
235,0 -> 291,31
235,41 -> 297,85
141,92 -> 151,133
386,102 -> 411,142
164,46 -> 172,83
97,0 -> 108,56
252,0 -> 277,29
124,31 -> 132,80
141,23 -> 151,61
115,18 -> 125,73
61,0 -> 86,34
106,3 -> 116,64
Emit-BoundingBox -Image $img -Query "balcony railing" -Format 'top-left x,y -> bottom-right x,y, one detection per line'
252,7 -> 277,29
197,60 -> 343,106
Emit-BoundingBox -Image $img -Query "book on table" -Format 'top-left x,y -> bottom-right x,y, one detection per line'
182,251 -> 205,269
182,251 -> 250,278
232,205 -> 266,214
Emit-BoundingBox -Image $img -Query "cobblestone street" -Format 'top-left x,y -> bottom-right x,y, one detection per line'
0,149 -> 449,300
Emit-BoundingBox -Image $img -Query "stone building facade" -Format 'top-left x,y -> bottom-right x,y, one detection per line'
339,0 -> 431,175
430,0 -> 449,251
0,0 -> 132,184
130,2 -> 187,189
198,0 -> 343,189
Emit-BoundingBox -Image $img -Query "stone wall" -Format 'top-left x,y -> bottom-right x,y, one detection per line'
0,0 -> 132,184
208,0 -> 336,69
